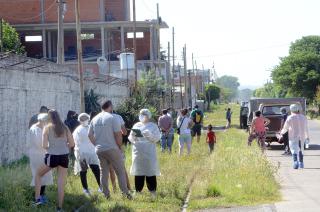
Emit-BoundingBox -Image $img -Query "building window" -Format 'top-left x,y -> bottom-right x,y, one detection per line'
25,35 -> 42,42
81,33 -> 95,40
127,32 -> 144,39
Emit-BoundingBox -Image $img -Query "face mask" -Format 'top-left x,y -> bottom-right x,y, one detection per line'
139,115 -> 147,123
81,120 -> 89,127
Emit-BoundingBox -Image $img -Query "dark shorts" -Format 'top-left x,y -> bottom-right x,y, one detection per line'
44,154 -> 69,168
191,124 -> 202,137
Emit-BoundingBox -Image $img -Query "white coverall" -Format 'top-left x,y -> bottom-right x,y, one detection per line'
128,122 -> 161,176
73,125 -> 100,175
27,125 -> 53,186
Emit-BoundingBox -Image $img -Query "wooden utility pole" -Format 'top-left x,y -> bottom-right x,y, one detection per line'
183,45 -> 188,107
133,0 -> 137,86
192,53 -> 195,103
0,18 -> 3,52
172,27 -> 175,109
156,3 -> 160,61
57,0 -> 65,64
75,0 -> 85,112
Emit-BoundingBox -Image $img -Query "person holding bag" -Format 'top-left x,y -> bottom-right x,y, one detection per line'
176,108 -> 194,156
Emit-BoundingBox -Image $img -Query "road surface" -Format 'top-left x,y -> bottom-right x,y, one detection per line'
268,119 -> 320,212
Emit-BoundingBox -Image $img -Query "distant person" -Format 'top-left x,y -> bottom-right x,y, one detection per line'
226,108 -> 232,128
206,124 -> 216,154
158,109 -> 174,153
177,108 -> 194,155
279,104 -> 309,169
34,110 -> 75,212
280,108 -> 290,155
190,105 -> 203,143
29,106 -> 48,129
73,113 -> 101,196
27,113 -> 53,204
248,111 -> 270,151
64,110 -> 79,133
88,100 -> 132,199
128,109 -> 161,198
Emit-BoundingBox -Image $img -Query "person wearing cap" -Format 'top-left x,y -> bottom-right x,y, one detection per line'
158,109 -> 174,153
29,106 -> 49,129
279,104 -> 309,169
73,113 -> 101,196
128,109 -> 161,198
27,113 -> 53,204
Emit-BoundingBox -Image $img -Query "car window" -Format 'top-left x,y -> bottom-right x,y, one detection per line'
262,105 -> 291,115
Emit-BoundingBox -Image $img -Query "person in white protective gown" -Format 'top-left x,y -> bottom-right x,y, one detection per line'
73,113 -> 101,195
280,104 -> 310,169
128,109 -> 161,198
27,113 -> 53,204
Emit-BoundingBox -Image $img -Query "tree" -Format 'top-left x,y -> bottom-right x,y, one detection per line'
272,36 -> 320,101
216,75 -> 240,101
1,19 -> 24,54
238,88 -> 253,101
84,89 -> 101,114
205,84 -> 220,109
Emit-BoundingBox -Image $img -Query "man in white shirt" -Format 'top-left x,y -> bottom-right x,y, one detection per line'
280,104 -> 309,169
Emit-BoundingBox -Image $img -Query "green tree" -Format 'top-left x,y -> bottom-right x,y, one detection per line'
238,88 -> 253,101
1,19 -> 24,54
216,75 -> 240,101
205,84 -> 220,109
84,89 -> 101,114
272,36 -> 320,101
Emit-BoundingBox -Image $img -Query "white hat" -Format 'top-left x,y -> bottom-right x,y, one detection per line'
139,109 -> 152,119
290,104 -> 300,113
37,113 -> 48,121
78,113 -> 90,122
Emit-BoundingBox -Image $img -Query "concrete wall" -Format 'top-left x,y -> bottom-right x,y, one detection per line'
0,54 -> 128,165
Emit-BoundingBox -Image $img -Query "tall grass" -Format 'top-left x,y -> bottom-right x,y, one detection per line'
0,104 -> 279,211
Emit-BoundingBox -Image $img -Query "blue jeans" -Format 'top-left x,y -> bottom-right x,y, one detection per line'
161,129 -> 174,152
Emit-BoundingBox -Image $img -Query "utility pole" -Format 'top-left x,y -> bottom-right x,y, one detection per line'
75,0 -> 85,112
156,3 -> 161,61
57,0 -> 65,64
195,60 -> 199,98
192,53 -> 196,103
167,41 -> 172,109
178,64 -> 184,108
183,45 -> 188,107
202,64 -> 205,94
0,18 -> 3,52
172,27 -> 175,109
133,0 -> 137,86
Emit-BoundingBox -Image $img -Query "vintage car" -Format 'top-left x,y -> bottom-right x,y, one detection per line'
247,97 -> 306,144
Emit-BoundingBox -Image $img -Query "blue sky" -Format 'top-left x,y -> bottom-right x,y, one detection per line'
135,0 -> 320,89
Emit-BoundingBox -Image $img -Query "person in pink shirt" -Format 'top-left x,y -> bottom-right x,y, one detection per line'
248,111 -> 270,151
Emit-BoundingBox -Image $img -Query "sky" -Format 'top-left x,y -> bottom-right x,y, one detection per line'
134,0 -> 320,89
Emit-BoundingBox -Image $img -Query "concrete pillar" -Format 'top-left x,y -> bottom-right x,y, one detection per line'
150,25 -> 154,61
99,0 -> 105,21
101,26 -> 105,56
120,26 -> 125,52
48,31 -> 52,59
42,29 -> 47,58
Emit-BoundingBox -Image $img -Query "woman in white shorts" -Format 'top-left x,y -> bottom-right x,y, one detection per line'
176,108 -> 194,155
73,113 -> 101,195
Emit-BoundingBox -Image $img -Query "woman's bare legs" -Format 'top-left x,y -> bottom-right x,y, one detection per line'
57,166 -> 68,208
35,165 -> 52,201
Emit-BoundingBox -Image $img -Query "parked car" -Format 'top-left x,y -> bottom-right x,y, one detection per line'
247,97 -> 306,145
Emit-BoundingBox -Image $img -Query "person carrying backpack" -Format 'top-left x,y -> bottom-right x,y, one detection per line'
190,105 -> 204,143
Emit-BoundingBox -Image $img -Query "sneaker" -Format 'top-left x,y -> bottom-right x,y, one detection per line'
40,195 -> 48,204
150,191 -> 157,200
299,162 -> 304,169
97,188 -> 103,193
125,193 -> 133,200
33,198 -> 45,206
83,189 -> 91,196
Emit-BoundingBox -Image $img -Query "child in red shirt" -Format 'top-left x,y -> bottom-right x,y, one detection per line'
206,124 -> 216,153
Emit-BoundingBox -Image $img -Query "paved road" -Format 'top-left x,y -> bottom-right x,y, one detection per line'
267,119 -> 320,212
197,120 -> 320,212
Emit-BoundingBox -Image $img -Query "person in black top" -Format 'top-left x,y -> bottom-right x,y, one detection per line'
64,110 -> 80,133
280,107 -> 290,155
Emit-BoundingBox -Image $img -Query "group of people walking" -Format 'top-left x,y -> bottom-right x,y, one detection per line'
248,103 -> 309,169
